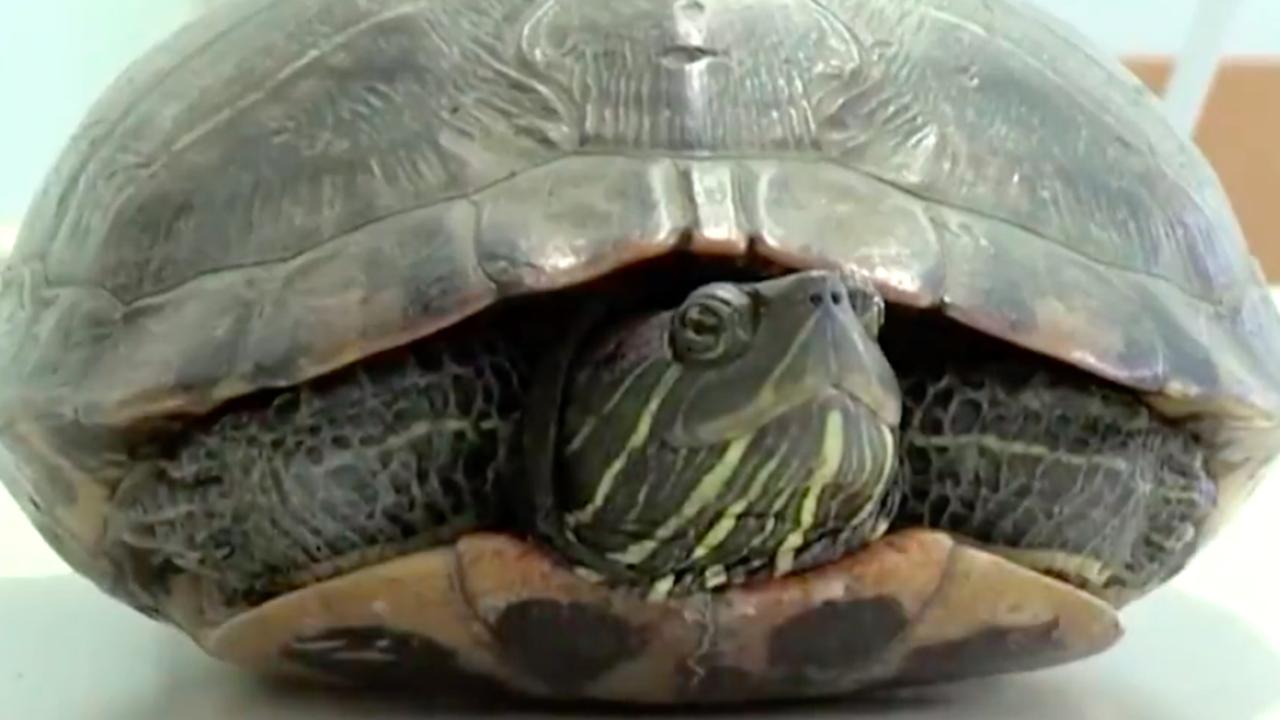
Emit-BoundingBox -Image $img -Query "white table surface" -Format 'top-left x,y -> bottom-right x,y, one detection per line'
3,351 -> 1280,720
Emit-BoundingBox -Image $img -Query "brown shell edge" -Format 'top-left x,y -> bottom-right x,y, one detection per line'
196,529 -> 1121,704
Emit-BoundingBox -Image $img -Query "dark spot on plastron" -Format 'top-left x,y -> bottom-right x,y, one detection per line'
768,597 -> 910,677
893,620 -> 1063,684
281,626 -> 509,697
493,599 -> 644,693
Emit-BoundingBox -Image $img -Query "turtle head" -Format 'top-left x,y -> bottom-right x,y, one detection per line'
662,269 -> 901,445
549,270 -> 903,591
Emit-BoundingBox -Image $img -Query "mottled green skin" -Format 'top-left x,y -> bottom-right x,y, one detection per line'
106,273 -> 1212,617
110,333 -> 530,610
892,351 -> 1215,596
112,270 -> 911,608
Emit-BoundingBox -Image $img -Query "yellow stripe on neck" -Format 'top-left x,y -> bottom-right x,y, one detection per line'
607,432 -> 753,566
566,366 -> 680,528
773,409 -> 846,576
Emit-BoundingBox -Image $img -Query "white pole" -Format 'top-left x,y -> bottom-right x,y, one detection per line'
0,225 -> 16,259
1163,0 -> 1249,137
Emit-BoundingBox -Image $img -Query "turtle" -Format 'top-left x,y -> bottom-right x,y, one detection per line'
2,0 -> 1279,707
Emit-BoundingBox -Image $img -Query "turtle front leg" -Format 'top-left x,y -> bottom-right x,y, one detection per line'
892,358 -> 1217,604
105,334 -> 530,620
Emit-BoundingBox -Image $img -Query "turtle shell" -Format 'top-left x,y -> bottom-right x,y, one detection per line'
0,0 -> 1277,704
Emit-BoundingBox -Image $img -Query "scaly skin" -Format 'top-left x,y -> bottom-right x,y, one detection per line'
107,273 -> 1214,614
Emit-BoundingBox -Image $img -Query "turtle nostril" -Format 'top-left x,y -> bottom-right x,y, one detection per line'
831,291 -> 844,305
809,293 -> 825,307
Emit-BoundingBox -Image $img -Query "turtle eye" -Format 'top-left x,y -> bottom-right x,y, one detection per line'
670,284 -> 754,365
